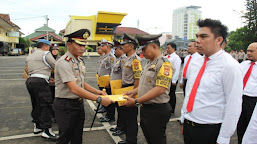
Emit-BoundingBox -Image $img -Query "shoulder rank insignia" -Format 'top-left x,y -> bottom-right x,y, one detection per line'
65,56 -> 72,62
162,57 -> 169,62
110,57 -> 114,63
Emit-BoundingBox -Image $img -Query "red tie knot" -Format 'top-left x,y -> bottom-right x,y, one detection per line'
205,57 -> 210,61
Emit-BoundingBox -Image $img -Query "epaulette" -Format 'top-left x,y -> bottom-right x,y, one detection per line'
162,57 -> 169,62
79,57 -> 85,65
65,56 -> 72,62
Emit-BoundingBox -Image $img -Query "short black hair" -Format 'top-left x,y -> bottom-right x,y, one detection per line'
37,42 -> 47,48
167,42 -> 177,50
197,19 -> 228,44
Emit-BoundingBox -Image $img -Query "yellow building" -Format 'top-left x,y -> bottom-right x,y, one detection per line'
0,14 -> 22,48
65,11 -> 127,52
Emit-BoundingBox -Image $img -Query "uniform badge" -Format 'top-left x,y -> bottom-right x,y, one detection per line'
110,57 -> 114,63
133,61 -> 139,70
147,78 -> 151,83
75,78 -> 78,82
164,65 -> 170,76
71,59 -> 75,63
148,64 -> 156,71
65,56 -> 71,62
83,31 -> 89,38
116,60 -> 120,64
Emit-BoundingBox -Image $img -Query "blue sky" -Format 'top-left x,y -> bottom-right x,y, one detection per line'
1,0 -> 246,36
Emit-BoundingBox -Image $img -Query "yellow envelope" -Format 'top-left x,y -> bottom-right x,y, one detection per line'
99,75 -> 110,87
110,79 -> 122,95
96,74 -> 100,85
114,86 -> 134,95
101,95 -> 128,106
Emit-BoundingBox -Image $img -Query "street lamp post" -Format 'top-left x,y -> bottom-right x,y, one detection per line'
45,15 -> 49,40
233,10 -> 243,27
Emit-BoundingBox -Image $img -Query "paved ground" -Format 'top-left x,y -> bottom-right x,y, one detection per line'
0,55 -> 238,144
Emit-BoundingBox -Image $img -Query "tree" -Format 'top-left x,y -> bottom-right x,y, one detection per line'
227,0 -> 257,52
19,37 -> 31,48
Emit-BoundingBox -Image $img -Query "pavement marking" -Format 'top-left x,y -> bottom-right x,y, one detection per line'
86,100 -> 123,143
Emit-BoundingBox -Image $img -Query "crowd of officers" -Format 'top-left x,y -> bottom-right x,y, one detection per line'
24,18 -> 257,144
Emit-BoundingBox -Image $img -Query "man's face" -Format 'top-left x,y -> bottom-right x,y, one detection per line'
68,42 -> 85,57
166,45 -> 174,54
115,47 -> 123,57
142,44 -> 154,59
195,27 -> 223,57
247,43 -> 257,62
122,43 -> 132,54
187,42 -> 196,54
97,47 -> 103,54
101,45 -> 108,53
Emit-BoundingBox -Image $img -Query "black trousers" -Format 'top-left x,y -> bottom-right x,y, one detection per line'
49,85 -> 55,118
54,98 -> 85,144
168,83 -> 177,113
182,79 -> 187,97
237,95 -> 257,144
140,103 -> 172,144
26,77 -> 52,129
119,106 -> 138,144
183,119 -> 221,144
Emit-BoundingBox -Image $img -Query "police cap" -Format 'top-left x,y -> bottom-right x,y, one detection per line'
37,39 -> 50,45
64,29 -> 90,45
136,34 -> 162,50
101,38 -> 114,47
121,33 -> 138,45
113,40 -> 121,49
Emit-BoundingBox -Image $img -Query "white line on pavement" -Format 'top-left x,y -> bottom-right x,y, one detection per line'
86,100 -> 123,143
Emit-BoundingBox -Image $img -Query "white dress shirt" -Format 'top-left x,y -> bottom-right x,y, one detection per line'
180,50 -> 243,144
166,52 -> 181,83
241,60 -> 257,96
179,52 -> 202,83
242,103 -> 257,144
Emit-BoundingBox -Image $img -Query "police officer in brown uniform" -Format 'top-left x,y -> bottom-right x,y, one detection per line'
25,39 -> 58,140
98,38 -> 117,122
110,40 -> 126,136
53,29 -> 114,144
96,42 -> 107,113
118,33 -> 142,144
123,34 -> 173,144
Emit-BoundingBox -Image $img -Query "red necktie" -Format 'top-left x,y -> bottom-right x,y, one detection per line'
243,62 -> 255,89
183,56 -> 192,79
168,55 -> 170,58
187,57 -> 209,112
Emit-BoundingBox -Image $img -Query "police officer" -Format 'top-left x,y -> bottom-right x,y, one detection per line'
123,34 -> 173,144
110,40 -> 126,136
96,42 -> 107,113
98,38 -> 116,122
53,29 -> 114,144
166,42 -> 181,114
118,33 -> 142,144
25,39 -> 58,140
49,45 -> 60,123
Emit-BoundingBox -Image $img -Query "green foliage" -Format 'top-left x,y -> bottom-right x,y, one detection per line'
58,46 -> 66,56
227,0 -> 257,52
19,37 -> 31,48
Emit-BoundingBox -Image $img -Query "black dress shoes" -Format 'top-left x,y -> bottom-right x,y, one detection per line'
112,130 -> 124,136
100,117 -> 114,122
110,127 -> 118,132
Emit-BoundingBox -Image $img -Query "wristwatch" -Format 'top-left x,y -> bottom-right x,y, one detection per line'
134,99 -> 140,107
96,96 -> 102,103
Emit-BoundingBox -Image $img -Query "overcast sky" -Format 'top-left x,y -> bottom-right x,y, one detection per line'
1,0 -> 246,36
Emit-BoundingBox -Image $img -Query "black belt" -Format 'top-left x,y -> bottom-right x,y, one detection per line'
56,97 -> 82,102
184,119 -> 221,128
142,103 -> 167,107
122,84 -> 134,88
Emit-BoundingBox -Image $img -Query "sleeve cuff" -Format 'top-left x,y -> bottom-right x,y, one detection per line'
217,136 -> 230,144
